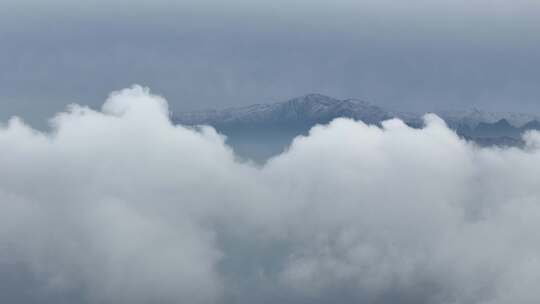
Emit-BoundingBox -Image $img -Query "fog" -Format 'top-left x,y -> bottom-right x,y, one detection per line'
1,86 -> 540,303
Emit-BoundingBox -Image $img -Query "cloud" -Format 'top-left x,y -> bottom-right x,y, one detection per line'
1,85 -> 540,303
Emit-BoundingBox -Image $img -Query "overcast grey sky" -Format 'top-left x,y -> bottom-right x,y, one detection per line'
1,0 -> 539,127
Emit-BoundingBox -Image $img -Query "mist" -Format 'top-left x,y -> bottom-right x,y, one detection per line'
1,86 -> 540,303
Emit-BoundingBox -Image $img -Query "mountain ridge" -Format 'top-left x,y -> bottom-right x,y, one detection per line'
172,94 -> 540,161
174,93 -> 540,129
174,93 -> 391,126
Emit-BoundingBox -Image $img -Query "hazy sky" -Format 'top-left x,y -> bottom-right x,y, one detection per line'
1,0 -> 540,127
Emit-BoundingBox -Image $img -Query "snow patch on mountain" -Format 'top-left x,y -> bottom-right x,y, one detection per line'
173,94 -> 540,129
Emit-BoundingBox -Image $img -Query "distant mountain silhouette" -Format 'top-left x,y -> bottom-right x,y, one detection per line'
470,119 -> 520,138
175,93 -> 390,126
173,94 -> 540,161
521,120 -> 540,131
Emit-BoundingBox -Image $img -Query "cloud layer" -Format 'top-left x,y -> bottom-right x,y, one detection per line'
1,86 -> 540,303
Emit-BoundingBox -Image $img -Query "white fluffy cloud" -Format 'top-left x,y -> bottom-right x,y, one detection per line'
1,85 -> 540,303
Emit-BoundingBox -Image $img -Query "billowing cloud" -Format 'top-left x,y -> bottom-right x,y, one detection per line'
1,86 -> 540,303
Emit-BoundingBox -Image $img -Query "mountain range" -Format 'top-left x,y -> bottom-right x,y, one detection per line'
173,94 -> 540,161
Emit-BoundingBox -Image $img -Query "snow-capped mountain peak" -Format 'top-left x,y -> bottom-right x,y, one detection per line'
173,94 -> 540,130
173,93 -> 390,126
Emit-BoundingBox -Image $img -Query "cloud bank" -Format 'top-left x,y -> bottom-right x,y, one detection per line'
1,86 -> 540,303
